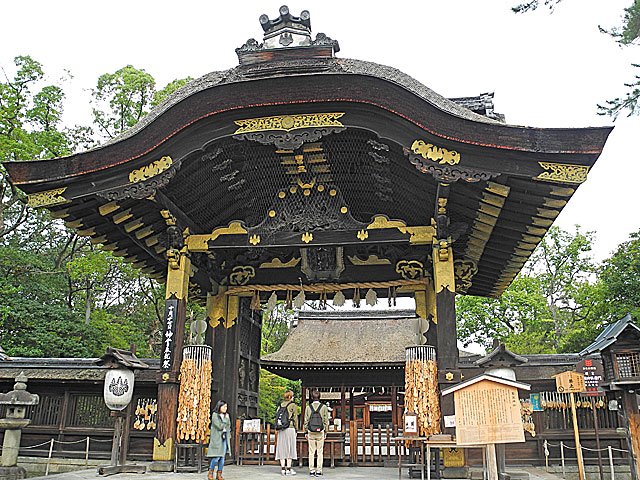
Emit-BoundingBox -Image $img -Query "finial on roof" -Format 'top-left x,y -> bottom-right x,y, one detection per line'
236,5 -> 339,64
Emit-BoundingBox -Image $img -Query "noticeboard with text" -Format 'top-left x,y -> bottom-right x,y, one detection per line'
554,371 -> 585,394
453,379 -> 525,445
576,359 -> 604,396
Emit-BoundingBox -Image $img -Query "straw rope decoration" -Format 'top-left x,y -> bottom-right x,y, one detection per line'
405,345 -> 441,436
225,279 -> 427,295
176,345 -> 213,443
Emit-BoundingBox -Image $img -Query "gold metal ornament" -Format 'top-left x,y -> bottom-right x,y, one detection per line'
301,232 -> 313,243
130,156 -> 173,183
534,162 -> 590,184
259,257 -> 301,268
396,260 -> 425,280
410,140 -> 460,165
454,259 -> 478,294
249,234 -> 261,245
229,266 -> 256,286
27,187 -> 68,208
233,113 -> 345,134
357,229 -> 369,241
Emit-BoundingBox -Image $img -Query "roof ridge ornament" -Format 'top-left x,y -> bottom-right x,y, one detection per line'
236,5 -> 339,64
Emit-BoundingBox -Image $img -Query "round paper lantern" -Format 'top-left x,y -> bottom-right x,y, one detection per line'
103,368 -> 135,411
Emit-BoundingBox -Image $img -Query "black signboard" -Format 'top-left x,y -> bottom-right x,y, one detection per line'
576,359 -> 604,396
161,298 -> 179,371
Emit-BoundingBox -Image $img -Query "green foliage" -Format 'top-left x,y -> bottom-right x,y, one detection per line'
90,65 -> 193,138
258,370 -> 301,424
599,229 -> 640,320
512,0 -> 560,14
152,77 -> 193,107
457,226 -> 607,354
258,303 -> 300,423
261,303 -> 294,355
91,65 -> 156,138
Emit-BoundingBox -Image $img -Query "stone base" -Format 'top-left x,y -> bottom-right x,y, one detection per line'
149,460 -> 174,472
0,465 -> 26,480
442,466 -> 470,478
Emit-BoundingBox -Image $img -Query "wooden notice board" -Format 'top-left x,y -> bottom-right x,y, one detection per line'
554,371 -> 585,394
453,379 -> 525,445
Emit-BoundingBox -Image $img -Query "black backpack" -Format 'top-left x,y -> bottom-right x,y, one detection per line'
308,403 -> 324,432
275,401 -> 293,430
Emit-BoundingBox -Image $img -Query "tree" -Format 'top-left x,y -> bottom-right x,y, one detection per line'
258,303 -> 300,423
152,77 -> 193,107
598,229 -> 640,320
91,65 -> 193,139
91,65 -> 156,138
457,226 -> 603,354
512,0 -> 640,118
0,56 -> 90,238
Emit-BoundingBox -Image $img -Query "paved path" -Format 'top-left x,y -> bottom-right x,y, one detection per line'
29,464 -> 398,479
29,464 -> 565,480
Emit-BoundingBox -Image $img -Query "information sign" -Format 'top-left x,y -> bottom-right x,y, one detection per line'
576,359 -> 604,396
529,393 -> 543,412
554,371 -> 585,393
453,379 -> 525,445
160,298 -> 179,371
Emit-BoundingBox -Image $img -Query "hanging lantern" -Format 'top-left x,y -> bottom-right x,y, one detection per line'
103,368 -> 135,411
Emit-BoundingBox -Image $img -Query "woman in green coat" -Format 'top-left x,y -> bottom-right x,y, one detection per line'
207,400 -> 231,480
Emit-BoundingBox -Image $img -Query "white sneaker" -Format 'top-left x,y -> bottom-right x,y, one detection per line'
281,470 -> 287,476
288,469 -> 297,475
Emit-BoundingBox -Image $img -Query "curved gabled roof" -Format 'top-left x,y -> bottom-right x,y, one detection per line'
2,33 -> 613,301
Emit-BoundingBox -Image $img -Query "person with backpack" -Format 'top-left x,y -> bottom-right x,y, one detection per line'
303,390 -> 329,477
275,390 -> 298,475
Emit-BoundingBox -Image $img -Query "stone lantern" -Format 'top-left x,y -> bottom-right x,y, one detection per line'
0,372 -> 39,480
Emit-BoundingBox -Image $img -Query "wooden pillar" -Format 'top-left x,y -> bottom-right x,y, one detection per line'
621,390 -> 640,480
301,386 -> 307,431
391,386 -> 398,428
150,251 -> 190,472
432,237 -> 457,370
340,387 -> 346,431
349,389 -> 354,422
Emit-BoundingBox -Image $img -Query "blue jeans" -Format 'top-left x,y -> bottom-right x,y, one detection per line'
209,438 -> 227,471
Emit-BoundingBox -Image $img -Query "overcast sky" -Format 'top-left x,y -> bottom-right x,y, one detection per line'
2,0 -> 638,261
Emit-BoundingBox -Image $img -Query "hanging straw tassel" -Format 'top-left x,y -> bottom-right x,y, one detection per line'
333,290 -> 345,307
392,286 -> 397,306
319,290 -> 327,309
353,287 -> 361,308
388,287 -> 392,307
285,289 -> 293,310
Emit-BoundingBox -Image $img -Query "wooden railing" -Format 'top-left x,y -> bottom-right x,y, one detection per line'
234,419 -> 403,466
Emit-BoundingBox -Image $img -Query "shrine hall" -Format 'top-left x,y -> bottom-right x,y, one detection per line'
2,5 -> 613,472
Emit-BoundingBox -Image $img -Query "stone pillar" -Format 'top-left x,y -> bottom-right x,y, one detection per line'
0,373 -> 39,480
150,250 -> 191,472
